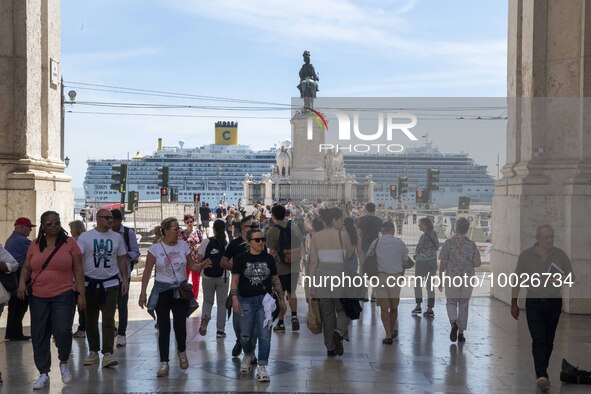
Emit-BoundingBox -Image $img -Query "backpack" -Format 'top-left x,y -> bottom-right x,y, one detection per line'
123,226 -> 138,270
202,237 -> 225,278
274,221 -> 301,264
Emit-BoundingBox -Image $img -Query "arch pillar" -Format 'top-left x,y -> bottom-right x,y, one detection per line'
0,0 -> 73,239
492,0 -> 591,313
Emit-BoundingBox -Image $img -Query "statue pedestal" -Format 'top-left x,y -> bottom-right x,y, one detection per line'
290,113 -> 325,181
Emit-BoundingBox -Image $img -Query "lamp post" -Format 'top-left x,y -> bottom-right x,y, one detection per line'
64,156 -> 70,168
60,77 -> 76,162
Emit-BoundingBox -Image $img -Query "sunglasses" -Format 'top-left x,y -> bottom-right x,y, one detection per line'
184,221 -> 194,224
45,221 -> 61,227
97,215 -> 113,220
249,237 -> 266,243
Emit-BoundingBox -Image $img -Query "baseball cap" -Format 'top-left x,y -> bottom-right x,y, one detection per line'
14,217 -> 36,227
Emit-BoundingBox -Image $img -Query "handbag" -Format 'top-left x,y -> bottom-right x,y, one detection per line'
306,297 -> 322,335
364,238 -> 379,277
0,271 -> 18,293
403,255 -> 415,270
178,281 -> 194,301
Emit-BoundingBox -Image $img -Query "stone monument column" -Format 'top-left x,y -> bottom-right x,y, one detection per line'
0,0 -> 73,240
492,0 -> 591,313
290,113 -> 326,181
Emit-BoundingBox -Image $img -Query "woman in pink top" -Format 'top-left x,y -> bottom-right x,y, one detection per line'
17,211 -> 85,390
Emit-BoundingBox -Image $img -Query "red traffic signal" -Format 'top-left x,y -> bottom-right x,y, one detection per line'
160,187 -> 168,196
193,193 -> 201,203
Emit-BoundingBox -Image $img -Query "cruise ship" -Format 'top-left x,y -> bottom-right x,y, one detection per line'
83,123 -> 495,208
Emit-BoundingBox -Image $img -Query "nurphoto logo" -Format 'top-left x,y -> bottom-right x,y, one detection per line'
305,104 -> 419,154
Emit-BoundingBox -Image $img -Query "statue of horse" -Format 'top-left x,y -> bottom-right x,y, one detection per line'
297,78 -> 318,109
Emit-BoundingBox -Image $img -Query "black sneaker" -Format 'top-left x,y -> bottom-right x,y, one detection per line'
333,331 -> 344,356
273,323 -> 286,333
411,307 -> 422,315
458,333 -> 466,342
450,322 -> 458,342
423,310 -> 434,318
232,341 -> 242,357
291,316 -> 300,331
327,350 -> 337,357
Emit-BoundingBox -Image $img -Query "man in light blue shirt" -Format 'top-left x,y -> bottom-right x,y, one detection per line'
368,221 -> 408,344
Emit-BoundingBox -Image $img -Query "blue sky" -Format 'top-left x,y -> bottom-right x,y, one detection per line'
62,0 -> 508,189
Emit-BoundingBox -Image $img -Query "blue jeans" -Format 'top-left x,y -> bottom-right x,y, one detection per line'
525,298 -> 562,378
238,294 -> 272,365
30,290 -> 75,374
117,278 -> 131,336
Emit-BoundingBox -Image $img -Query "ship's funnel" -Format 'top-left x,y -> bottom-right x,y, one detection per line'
215,121 -> 238,145
157,138 -> 163,151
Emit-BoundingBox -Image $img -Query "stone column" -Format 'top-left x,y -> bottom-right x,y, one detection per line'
263,179 -> 273,208
290,112 -> 326,181
492,0 -> 591,313
0,0 -> 73,240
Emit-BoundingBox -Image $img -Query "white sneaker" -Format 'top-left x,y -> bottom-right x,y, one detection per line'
33,373 -> 49,390
83,351 -> 99,365
156,361 -> 169,377
537,376 -> 550,392
240,354 -> 253,374
256,365 -> 270,382
177,351 -> 189,369
102,352 -> 118,368
60,363 -> 72,384
116,335 -> 126,347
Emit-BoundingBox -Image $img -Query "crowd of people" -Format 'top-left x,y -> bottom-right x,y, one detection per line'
0,199 -> 580,391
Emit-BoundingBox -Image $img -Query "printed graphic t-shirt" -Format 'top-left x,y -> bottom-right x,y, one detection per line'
148,241 -> 190,284
232,251 -> 277,298
77,229 -> 127,288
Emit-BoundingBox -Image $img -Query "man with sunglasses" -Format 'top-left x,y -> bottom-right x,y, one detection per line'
77,209 -> 128,368
221,216 -> 259,358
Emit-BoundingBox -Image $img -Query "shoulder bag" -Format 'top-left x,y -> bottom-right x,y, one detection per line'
364,238 -> 380,277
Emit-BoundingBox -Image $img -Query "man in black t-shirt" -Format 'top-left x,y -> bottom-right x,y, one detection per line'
199,202 -> 212,236
356,203 -> 383,301
221,215 -> 259,358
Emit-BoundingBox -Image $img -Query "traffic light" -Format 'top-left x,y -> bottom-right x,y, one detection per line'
110,164 -> 128,193
193,193 -> 201,203
170,187 -> 179,202
427,169 -> 440,191
160,187 -> 169,203
127,191 -> 139,212
458,196 -> 471,211
416,189 -> 424,204
389,184 -> 398,199
398,176 -> 408,195
158,167 -> 169,188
